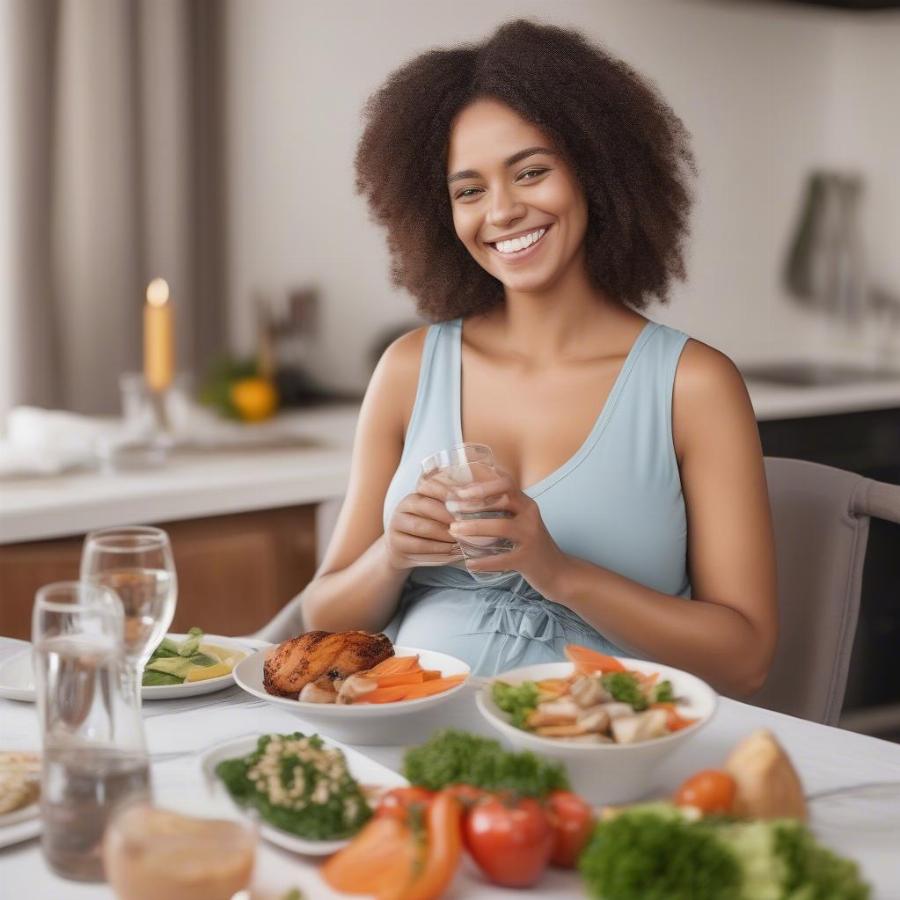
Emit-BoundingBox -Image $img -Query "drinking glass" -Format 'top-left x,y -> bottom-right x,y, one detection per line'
422,443 -> 515,583
103,804 -> 257,900
32,582 -> 152,882
80,526 -> 177,705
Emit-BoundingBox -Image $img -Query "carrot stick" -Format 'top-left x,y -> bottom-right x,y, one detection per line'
422,670 -> 442,681
367,655 -> 421,677
361,684 -> 415,704
358,675 -> 467,704
652,702 -> 697,731
564,644 -> 626,674
376,671 -> 427,688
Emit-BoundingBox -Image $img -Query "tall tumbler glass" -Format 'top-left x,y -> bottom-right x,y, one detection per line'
422,443 -> 515,584
80,526 -> 177,706
32,582 -> 152,881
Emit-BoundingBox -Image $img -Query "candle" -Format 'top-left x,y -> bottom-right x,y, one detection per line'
143,278 -> 174,392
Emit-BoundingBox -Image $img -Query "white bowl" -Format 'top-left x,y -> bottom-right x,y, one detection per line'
476,658 -> 717,805
232,645 -> 470,745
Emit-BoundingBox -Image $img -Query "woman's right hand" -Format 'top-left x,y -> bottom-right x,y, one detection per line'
385,475 -> 464,570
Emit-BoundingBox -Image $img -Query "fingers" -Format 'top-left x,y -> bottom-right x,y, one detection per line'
449,515 -> 513,540
452,474 -> 518,504
401,491 -> 455,525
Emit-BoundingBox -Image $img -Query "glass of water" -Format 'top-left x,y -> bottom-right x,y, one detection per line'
80,526 -> 177,705
32,582 -> 152,881
422,443 -> 515,583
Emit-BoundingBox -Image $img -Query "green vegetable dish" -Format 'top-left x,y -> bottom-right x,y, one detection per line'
215,733 -> 372,840
579,804 -> 870,900
143,627 -> 243,687
403,729 -> 569,798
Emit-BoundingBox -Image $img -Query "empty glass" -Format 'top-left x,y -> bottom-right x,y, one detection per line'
80,526 -> 178,706
32,582 -> 152,881
422,443 -> 515,583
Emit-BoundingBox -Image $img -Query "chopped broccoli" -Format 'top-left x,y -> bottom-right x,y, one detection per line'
602,671 -> 648,710
492,680 -> 539,728
579,807 -> 870,900
652,679 -> 675,703
579,805 -> 741,900
403,729 -> 569,797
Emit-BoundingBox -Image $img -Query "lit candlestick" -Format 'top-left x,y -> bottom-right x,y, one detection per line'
144,278 -> 174,392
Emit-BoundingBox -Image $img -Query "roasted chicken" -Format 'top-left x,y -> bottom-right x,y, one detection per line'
263,630 -> 394,699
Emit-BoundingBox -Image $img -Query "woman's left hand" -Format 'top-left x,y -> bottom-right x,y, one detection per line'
447,471 -> 567,597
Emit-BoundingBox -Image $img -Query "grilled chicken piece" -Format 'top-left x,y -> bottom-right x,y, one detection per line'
610,709 -> 668,744
599,702 -> 635,721
263,630 -> 394,698
576,706 -> 611,734
526,695 -> 582,728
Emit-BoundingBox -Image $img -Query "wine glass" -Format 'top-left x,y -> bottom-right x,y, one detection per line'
80,526 -> 177,704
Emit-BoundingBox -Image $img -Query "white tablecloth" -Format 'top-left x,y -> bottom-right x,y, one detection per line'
2,636 -> 899,899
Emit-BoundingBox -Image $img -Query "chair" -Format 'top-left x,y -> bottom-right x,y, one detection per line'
751,457 -> 900,726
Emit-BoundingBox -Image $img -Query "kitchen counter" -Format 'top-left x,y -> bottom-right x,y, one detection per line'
3,374 -> 900,546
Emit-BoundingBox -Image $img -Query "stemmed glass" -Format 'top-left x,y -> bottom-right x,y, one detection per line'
79,526 -> 177,705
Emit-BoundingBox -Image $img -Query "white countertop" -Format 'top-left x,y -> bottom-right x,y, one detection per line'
3,376 -> 900,546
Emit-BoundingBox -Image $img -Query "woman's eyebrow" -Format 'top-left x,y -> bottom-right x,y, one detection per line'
447,146 -> 556,184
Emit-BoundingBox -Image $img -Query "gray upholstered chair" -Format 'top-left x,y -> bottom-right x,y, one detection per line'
751,457 -> 900,726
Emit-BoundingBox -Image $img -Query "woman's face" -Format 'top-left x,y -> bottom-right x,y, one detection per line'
447,98 -> 589,296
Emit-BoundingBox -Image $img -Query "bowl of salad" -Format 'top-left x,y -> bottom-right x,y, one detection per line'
475,645 -> 717,804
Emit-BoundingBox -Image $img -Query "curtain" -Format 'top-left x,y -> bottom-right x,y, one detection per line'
0,0 -> 228,418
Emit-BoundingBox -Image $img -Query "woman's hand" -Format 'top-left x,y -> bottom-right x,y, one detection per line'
385,475 -> 465,570
447,471 -> 567,596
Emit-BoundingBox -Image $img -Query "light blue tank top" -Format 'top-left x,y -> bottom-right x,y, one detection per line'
383,318 -> 691,675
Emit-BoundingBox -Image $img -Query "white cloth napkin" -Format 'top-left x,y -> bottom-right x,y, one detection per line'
0,406 -> 124,477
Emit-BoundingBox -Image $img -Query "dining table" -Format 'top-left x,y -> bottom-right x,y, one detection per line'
1,634 -> 899,899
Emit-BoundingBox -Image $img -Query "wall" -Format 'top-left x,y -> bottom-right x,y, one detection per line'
223,0 -> 897,392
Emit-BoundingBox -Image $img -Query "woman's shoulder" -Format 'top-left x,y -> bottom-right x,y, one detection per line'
367,325 -> 432,434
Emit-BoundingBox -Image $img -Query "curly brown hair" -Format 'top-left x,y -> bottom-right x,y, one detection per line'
355,19 -> 695,320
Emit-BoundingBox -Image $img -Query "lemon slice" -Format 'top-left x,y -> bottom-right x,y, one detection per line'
185,662 -> 232,682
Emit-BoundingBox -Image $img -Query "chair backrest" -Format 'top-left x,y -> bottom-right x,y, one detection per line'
752,457 -> 900,725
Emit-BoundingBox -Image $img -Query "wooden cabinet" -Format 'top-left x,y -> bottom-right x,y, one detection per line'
0,505 -> 317,639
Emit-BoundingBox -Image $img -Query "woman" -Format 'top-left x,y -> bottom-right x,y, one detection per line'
270,20 -> 777,696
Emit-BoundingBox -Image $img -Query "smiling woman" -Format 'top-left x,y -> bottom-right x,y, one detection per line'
282,20 -> 778,698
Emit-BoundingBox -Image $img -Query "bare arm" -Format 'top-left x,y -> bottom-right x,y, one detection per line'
301,329 -> 462,634
452,341 -> 778,696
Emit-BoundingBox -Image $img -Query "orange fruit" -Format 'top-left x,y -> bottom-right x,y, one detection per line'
229,377 -> 278,422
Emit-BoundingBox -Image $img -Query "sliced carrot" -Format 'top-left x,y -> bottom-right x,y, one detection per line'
564,644 -> 626,674
362,684 -> 416,704
367,655 -> 421,677
421,669 -> 442,681
652,702 -> 698,732
398,675 -> 467,699
376,671 -> 428,688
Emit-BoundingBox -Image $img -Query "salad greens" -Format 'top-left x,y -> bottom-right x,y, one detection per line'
215,733 -> 372,840
492,680 -> 539,728
579,805 -> 870,900
403,729 -> 569,798
601,671 -> 650,711
142,627 -> 234,686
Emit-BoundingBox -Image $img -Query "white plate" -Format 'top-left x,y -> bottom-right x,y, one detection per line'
0,798 -> 41,849
0,634 -> 261,703
476,658 -> 717,805
200,734 -> 407,855
233,645 -> 470,745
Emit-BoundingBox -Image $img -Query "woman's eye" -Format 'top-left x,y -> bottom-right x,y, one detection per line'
454,187 -> 482,200
518,168 -> 549,181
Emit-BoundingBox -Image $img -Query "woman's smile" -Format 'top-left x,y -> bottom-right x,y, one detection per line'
485,225 -> 552,264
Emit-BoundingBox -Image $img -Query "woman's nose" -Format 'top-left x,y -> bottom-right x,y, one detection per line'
487,186 -> 526,228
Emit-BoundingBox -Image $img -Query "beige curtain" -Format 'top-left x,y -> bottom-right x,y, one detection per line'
0,0 -> 228,417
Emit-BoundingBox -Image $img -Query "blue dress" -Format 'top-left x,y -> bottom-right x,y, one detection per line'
383,319 -> 691,676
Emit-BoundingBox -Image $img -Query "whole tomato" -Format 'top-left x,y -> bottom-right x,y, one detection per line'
674,769 -> 736,814
545,790 -> 595,867
375,786 -> 435,820
464,794 -> 554,888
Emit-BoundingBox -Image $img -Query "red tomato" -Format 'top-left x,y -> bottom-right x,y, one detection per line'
674,770 -> 736,814
375,786 -> 435,820
464,795 -> 554,888
545,790 -> 595,868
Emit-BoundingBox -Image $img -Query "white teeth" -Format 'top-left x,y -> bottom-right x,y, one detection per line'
494,228 -> 546,254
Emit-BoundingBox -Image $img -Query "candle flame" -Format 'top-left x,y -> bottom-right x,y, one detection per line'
146,278 -> 170,307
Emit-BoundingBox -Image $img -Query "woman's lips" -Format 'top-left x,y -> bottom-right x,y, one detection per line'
486,225 -> 551,264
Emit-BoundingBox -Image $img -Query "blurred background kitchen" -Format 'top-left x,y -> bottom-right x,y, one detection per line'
1,0 -> 899,736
